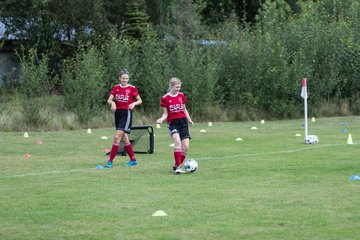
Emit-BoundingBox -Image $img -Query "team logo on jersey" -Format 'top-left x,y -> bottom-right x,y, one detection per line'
169,103 -> 184,112
115,94 -> 129,102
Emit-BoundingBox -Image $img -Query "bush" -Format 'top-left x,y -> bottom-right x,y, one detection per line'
18,47 -> 53,97
62,45 -> 107,125
17,47 -> 53,126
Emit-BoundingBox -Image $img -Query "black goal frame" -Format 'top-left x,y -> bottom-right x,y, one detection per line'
106,125 -> 154,156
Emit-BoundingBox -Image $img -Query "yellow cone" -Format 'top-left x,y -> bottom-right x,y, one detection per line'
152,210 -> 168,217
23,132 -> 29,138
87,128 -> 92,134
156,123 -> 161,129
311,117 -> 316,122
347,134 -> 353,145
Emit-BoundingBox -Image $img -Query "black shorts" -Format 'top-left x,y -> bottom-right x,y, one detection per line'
114,109 -> 132,133
168,118 -> 191,140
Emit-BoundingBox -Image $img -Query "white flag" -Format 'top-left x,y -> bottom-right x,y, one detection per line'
301,78 -> 308,99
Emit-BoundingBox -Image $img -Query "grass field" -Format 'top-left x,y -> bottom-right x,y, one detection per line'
1,117 -> 360,240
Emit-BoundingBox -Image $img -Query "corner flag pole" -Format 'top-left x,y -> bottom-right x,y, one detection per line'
301,77 -> 308,138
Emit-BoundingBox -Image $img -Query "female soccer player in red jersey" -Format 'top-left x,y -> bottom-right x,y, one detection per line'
104,69 -> 142,168
156,77 -> 194,174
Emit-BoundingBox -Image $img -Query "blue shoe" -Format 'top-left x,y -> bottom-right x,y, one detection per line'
124,160 -> 137,166
105,161 -> 112,168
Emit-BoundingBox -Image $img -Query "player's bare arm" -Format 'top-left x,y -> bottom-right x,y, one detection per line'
184,105 -> 194,125
156,107 -> 168,124
107,94 -> 116,112
129,95 -> 142,110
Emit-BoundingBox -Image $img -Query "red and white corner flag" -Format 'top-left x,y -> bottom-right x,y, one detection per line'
301,77 -> 308,138
301,78 -> 308,99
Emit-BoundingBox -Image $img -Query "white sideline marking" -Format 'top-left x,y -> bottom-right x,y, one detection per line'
0,143 -> 353,179
0,168 -> 98,179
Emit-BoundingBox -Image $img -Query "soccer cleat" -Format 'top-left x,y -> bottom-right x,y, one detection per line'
174,166 -> 185,174
124,160 -> 137,166
105,161 -> 112,168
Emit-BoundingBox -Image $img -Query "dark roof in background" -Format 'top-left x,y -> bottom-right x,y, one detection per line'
1,20 -> 93,42
0,21 -> 5,39
0,21 -> 18,41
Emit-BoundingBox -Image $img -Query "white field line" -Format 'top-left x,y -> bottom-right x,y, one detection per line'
0,143 -> 353,179
0,168 -> 93,179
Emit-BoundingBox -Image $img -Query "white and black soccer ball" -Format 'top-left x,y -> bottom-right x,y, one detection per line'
184,159 -> 198,173
304,135 -> 319,144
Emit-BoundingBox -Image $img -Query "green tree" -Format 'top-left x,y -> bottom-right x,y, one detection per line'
201,0 -> 235,25
17,47 -> 52,126
145,0 -> 173,26
0,0 -> 112,90
62,45 -> 107,125
102,0 -> 126,33
123,0 -> 150,39
162,0 -> 205,41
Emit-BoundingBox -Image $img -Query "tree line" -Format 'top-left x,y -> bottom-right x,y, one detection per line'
0,0 -> 301,74
0,0 -> 359,129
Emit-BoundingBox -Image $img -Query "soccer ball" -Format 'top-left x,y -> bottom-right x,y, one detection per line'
184,159 -> 198,173
304,135 -> 319,144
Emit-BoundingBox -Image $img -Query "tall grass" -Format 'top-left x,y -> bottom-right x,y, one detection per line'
0,95 -> 122,131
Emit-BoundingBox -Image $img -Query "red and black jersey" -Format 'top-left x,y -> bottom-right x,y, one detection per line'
110,84 -> 139,110
160,92 -> 188,123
